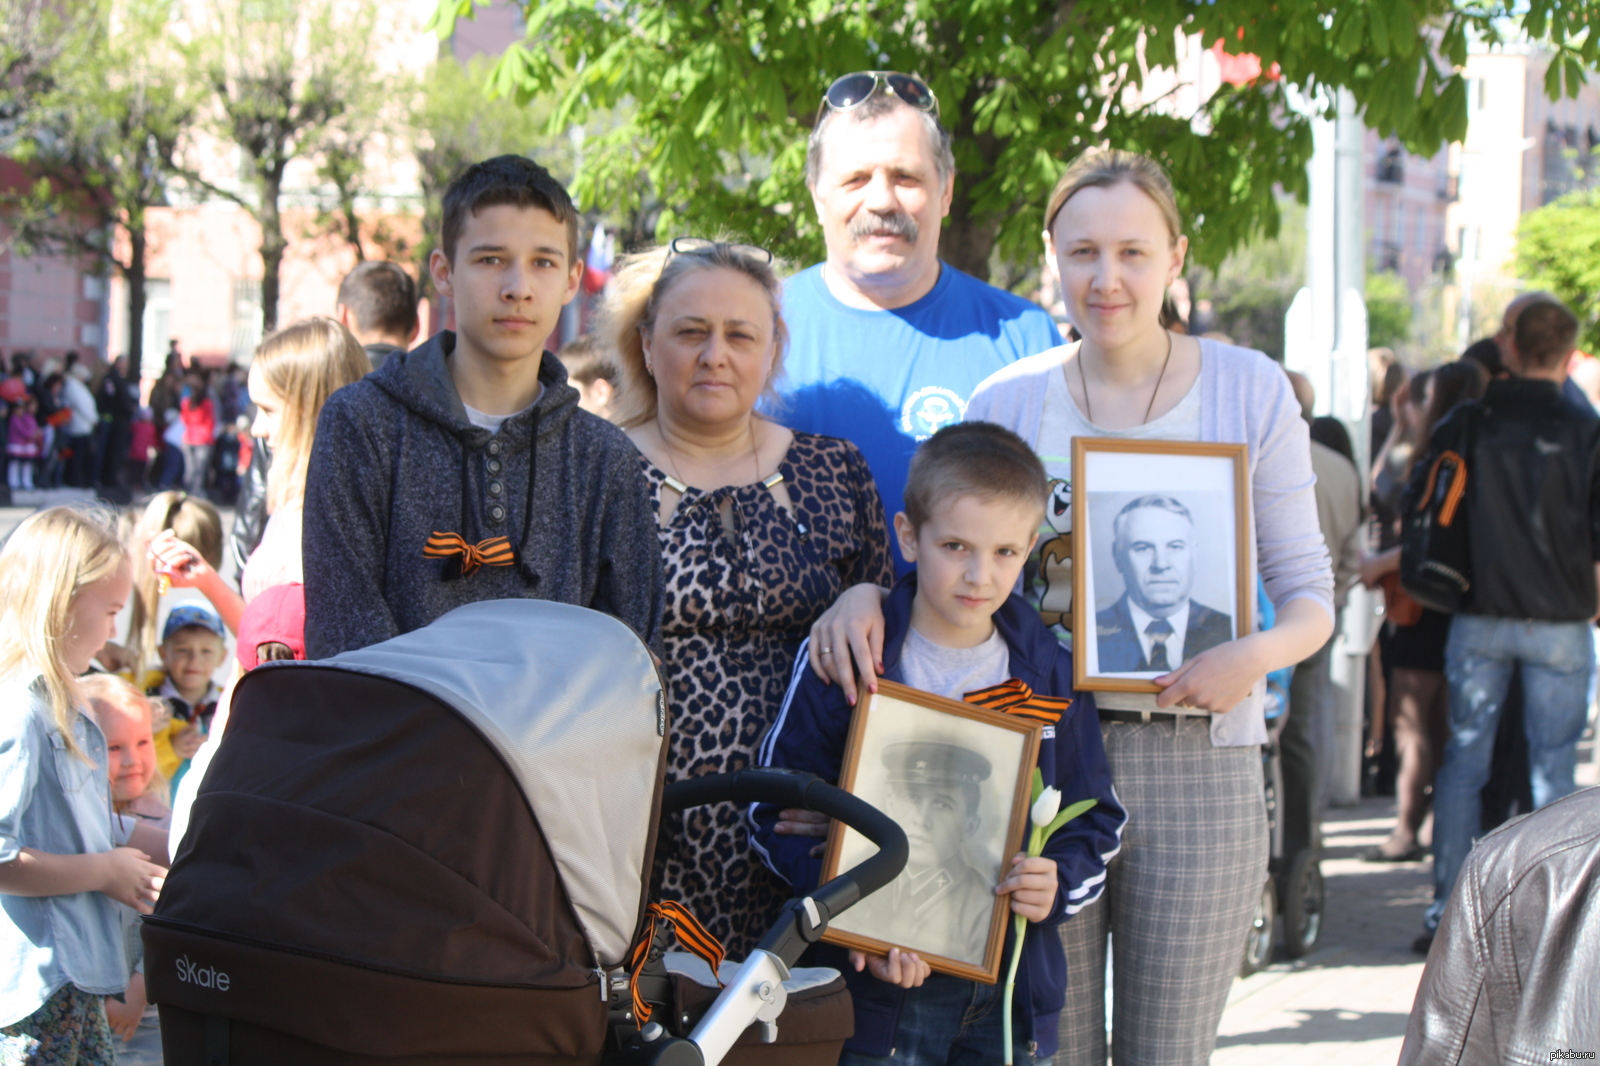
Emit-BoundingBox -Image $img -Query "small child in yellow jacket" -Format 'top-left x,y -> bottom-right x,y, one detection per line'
144,605 -> 226,789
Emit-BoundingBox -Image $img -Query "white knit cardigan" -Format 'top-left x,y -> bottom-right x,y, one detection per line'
966,337 -> 1336,746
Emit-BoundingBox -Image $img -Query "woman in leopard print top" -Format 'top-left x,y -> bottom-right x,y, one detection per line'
605,239 -> 894,956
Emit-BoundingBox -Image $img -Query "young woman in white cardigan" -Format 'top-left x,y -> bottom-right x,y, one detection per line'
804,149 -> 1334,1064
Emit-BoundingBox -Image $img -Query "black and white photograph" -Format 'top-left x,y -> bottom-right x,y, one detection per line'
1071,440 -> 1252,692
820,681 -> 1041,982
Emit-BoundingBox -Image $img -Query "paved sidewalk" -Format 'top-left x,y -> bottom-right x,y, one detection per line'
1215,736 -> 1596,1064
1213,798 -> 1429,1065
1,487 -> 99,540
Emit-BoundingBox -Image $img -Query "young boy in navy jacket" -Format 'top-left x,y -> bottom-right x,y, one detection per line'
753,422 -> 1125,1065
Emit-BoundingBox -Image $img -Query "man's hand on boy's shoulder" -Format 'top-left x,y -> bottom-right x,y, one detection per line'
997,853 -> 1060,924
850,946 -> 930,989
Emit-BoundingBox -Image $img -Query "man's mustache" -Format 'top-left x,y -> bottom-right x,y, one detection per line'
849,210 -> 918,245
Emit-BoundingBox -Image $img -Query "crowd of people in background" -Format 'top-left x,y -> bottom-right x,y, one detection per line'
0,344 -> 253,504
1356,294 -> 1600,974
3,66 -> 1598,1066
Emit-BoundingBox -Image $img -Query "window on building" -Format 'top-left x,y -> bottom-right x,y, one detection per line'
1377,143 -> 1404,184
1543,120 -> 1580,204
142,280 -> 173,374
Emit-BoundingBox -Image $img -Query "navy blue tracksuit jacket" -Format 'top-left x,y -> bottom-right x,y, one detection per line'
751,574 -> 1126,1058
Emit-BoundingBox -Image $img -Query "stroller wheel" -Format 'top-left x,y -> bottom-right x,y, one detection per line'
1239,878 -> 1276,977
1279,850 -> 1325,958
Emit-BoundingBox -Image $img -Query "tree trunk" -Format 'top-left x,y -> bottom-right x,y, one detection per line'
259,169 -> 285,333
341,184 -> 364,262
937,63 -> 1004,282
939,201 -> 999,283
126,227 -> 147,382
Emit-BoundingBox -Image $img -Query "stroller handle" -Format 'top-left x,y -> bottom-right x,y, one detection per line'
605,771 -> 907,1065
663,768 -> 909,926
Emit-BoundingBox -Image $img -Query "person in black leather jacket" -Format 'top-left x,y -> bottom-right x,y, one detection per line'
1400,785 -> 1600,1063
1413,296 -> 1600,944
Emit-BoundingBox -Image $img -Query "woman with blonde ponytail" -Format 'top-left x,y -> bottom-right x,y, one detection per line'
0,506 -> 166,1060
147,318 -> 371,624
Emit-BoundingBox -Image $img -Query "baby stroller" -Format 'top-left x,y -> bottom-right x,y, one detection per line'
142,599 -> 907,1065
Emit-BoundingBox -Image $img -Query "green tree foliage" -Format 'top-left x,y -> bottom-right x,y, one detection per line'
432,0 -> 1600,281
406,56 -> 566,287
1,0 -> 193,379
1365,270 -> 1414,351
0,0 -> 70,137
405,56 -> 639,288
181,0 -> 388,332
1517,188 -> 1600,352
1193,201 -> 1305,358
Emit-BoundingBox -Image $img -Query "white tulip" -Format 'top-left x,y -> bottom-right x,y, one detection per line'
1031,787 -> 1062,828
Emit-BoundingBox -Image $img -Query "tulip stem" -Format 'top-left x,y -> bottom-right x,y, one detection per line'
1002,912 -> 1027,1065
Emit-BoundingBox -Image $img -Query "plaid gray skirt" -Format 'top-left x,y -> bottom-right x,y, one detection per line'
1056,716 -> 1268,1065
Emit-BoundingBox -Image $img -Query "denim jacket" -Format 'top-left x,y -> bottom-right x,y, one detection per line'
1,673 -> 129,1025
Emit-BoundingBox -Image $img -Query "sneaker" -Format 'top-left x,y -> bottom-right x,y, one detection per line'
1411,933 -> 1434,956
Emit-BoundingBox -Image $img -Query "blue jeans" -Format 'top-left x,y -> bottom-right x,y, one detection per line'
1426,614 -> 1594,930
840,973 -> 1052,1066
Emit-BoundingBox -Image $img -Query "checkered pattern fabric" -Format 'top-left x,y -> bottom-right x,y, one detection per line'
1056,717 -> 1268,1065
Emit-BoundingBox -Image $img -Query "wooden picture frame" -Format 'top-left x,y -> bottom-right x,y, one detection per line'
818,680 -> 1043,984
1071,438 -> 1253,693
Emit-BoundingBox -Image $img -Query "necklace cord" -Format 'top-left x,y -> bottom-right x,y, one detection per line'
658,417 -> 763,494
1078,329 -> 1174,427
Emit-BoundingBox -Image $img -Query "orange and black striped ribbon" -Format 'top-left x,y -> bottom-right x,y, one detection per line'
963,678 -> 1071,724
626,900 -> 727,1025
422,532 -> 516,577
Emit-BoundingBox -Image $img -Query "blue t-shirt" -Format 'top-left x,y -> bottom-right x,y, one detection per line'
775,262 -> 1062,571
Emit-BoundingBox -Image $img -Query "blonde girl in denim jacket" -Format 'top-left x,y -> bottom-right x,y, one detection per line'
0,507 -> 165,1064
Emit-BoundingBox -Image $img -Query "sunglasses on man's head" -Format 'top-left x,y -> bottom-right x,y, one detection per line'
817,71 -> 939,124
668,236 -> 774,265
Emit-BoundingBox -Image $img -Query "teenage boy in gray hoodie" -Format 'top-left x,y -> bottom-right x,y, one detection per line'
301,156 -> 663,658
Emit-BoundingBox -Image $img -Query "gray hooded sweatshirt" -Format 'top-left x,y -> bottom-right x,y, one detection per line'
302,331 -> 663,658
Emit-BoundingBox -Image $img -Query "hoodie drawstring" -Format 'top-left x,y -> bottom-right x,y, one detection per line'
516,407 -> 540,589
424,410 -> 539,587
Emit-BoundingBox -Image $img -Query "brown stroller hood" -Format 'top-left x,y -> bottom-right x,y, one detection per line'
143,599 -> 668,1064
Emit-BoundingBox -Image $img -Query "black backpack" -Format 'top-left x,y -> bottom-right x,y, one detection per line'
1400,404 -> 1478,613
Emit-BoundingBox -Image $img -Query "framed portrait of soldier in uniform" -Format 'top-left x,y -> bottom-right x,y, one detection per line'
819,680 -> 1043,983
1071,438 -> 1253,693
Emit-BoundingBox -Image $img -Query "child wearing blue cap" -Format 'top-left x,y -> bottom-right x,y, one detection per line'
145,604 -> 226,789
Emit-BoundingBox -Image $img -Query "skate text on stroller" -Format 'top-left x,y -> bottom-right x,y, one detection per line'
175,955 -> 231,991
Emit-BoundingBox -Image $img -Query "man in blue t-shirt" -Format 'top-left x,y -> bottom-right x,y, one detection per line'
777,72 -> 1063,571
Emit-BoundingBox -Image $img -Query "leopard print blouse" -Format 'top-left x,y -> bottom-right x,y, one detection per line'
645,431 -> 894,957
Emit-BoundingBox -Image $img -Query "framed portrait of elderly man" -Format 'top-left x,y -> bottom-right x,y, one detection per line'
1071,438 -> 1253,693
819,680 -> 1042,983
